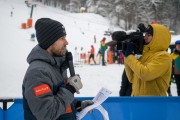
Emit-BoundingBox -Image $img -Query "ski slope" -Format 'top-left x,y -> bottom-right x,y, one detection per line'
0,0 -> 178,99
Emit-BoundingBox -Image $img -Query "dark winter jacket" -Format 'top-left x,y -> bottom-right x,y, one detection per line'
119,70 -> 132,96
171,50 -> 180,75
22,45 -> 77,120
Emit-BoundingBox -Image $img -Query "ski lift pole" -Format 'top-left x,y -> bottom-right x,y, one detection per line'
30,5 -> 34,18
25,1 -> 36,18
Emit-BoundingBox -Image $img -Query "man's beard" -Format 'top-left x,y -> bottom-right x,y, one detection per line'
53,48 -> 66,57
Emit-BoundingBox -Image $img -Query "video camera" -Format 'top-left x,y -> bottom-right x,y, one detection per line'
111,23 -> 148,54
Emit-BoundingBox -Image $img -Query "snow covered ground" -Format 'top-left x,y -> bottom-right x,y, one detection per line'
0,0 -> 179,99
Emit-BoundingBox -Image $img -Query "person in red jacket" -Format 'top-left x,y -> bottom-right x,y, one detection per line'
89,45 -> 96,64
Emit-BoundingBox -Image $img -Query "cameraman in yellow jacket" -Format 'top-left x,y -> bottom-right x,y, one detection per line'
124,24 -> 172,96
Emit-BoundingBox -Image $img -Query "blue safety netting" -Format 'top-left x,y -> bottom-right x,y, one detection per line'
0,97 -> 180,120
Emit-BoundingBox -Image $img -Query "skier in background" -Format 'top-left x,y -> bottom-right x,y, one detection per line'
100,37 -> 107,66
10,11 -> 13,17
171,40 -> 180,96
30,33 -> 35,41
88,45 -> 96,64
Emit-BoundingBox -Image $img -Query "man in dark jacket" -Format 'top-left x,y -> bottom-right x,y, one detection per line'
119,69 -> 132,96
22,18 -> 93,120
171,40 -> 180,96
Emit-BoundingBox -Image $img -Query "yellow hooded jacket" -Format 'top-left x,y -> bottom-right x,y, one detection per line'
124,24 -> 172,96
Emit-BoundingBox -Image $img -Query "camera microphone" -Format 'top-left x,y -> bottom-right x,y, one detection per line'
66,52 -> 75,77
112,31 -> 127,42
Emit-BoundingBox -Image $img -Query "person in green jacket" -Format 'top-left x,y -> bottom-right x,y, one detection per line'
171,40 -> 180,96
100,37 -> 107,66
124,24 -> 172,96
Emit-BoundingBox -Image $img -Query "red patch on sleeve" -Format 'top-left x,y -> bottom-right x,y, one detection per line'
33,84 -> 51,96
65,105 -> 72,113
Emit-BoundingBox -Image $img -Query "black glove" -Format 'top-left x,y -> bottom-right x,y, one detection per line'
76,100 -> 94,112
81,100 -> 94,110
65,83 -> 76,94
125,42 -> 135,57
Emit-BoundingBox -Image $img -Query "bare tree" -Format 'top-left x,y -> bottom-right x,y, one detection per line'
33,0 -> 179,33
149,0 -> 162,22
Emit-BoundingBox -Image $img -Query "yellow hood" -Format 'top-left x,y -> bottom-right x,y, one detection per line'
143,24 -> 171,54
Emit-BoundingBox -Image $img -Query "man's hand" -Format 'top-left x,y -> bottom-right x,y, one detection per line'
67,75 -> 83,94
125,42 -> 135,57
81,100 -> 94,110
76,100 -> 94,113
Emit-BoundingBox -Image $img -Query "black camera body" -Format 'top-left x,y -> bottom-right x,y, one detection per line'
112,23 -> 147,55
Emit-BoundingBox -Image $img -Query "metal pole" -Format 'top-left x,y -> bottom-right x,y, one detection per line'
0,99 -> 14,120
30,5 -> 34,18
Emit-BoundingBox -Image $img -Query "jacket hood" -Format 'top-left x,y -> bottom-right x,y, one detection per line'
143,24 -> 171,53
27,45 -> 56,65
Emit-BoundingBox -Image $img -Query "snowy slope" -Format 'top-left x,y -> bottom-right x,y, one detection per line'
0,0 -> 178,99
